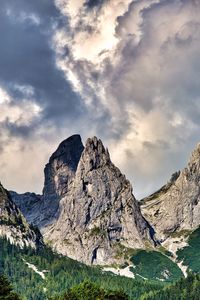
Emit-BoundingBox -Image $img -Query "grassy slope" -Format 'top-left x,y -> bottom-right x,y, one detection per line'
177,227 -> 200,272
130,250 -> 183,281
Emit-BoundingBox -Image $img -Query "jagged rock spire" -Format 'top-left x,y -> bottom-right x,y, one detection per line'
43,136 -> 153,265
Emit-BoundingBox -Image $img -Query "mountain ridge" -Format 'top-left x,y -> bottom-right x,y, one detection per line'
0,183 -> 42,248
7,135 -> 200,269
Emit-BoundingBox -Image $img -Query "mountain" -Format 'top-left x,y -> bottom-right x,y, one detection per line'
10,135 -> 200,268
0,183 -> 41,248
140,143 -> 200,245
11,135 -> 154,265
42,136 -> 153,265
11,134 -> 84,229
4,135 -> 200,299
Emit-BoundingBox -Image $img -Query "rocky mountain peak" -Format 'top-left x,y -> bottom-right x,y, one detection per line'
42,136 -> 153,265
11,135 -> 84,230
189,143 -> 200,161
11,134 -> 154,265
48,134 -> 84,169
80,136 -> 110,172
43,134 -> 84,198
141,142 -> 200,244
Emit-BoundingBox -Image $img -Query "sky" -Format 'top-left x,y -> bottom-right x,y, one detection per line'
0,0 -> 200,198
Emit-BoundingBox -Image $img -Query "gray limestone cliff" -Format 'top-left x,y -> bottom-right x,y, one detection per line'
11,134 -> 84,229
43,137 -> 153,265
140,143 -> 200,242
0,183 -> 41,248
10,137 -> 200,265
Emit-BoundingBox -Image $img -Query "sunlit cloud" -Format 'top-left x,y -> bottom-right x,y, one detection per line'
53,0 -> 200,197
0,0 -> 200,198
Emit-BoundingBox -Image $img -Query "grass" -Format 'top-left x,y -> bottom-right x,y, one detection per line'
130,250 -> 183,281
177,226 -> 200,273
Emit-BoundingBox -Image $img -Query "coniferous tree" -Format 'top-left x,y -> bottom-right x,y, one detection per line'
0,275 -> 21,300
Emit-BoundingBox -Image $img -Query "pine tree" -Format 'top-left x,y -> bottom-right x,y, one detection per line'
0,274 -> 21,300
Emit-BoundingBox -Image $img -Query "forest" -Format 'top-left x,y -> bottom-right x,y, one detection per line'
1,272 -> 200,300
1,230 -> 200,300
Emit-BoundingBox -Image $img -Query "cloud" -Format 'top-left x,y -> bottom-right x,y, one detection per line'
0,0 -> 84,131
0,0 -> 89,193
84,0 -> 108,9
53,0 -> 200,197
0,0 -> 200,198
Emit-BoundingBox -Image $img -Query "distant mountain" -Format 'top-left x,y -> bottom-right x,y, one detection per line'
0,183 -> 41,248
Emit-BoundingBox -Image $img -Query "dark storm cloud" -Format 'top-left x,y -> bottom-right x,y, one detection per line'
0,0 -> 84,137
84,0 -> 108,9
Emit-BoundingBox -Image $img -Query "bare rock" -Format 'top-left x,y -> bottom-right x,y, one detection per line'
0,183 -> 41,248
43,137 -> 153,265
140,143 -> 200,242
11,134 -> 84,229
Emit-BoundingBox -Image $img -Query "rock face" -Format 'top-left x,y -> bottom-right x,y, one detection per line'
140,143 -> 200,242
43,137 -> 153,265
10,191 -> 42,227
43,134 -> 84,205
10,136 -> 200,265
11,135 -> 84,229
0,183 -> 41,248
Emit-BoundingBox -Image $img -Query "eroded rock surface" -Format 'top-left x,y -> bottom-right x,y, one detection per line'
0,183 -> 41,248
43,137 -> 153,264
140,143 -> 200,242
11,135 -> 84,229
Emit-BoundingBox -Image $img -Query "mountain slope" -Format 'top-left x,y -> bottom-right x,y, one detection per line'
0,183 -> 40,248
0,237 -> 164,300
140,143 -> 200,242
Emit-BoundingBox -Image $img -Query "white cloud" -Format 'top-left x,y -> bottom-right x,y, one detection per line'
0,87 -> 10,104
5,6 -> 41,26
0,86 -> 41,126
52,0 -> 200,198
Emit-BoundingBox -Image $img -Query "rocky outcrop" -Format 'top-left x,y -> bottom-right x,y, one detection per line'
43,134 -> 84,203
140,143 -> 200,242
10,191 -> 43,226
11,135 -> 84,229
43,137 -> 153,265
9,136 -> 200,265
0,183 -> 41,248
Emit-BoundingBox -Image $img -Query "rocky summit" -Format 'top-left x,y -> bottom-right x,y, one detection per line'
140,143 -> 200,243
11,135 -> 154,265
0,183 -> 41,248
43,137 -> 153,265
11,135 -> 84,229
10,134 -> 200,266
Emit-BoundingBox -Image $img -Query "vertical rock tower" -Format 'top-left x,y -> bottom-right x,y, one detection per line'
43,136 -> 153,264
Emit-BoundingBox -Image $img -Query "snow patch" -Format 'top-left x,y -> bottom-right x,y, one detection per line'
135,273 -> 148,280
177,260 -> 188,278
103,265 -> 135,279
162,237 -> 188,277
23,259 -> 49,279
